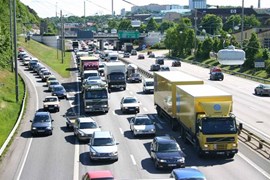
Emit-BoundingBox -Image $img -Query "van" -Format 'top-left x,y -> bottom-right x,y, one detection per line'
82,70 -> 100,83
143,78 -> 154,94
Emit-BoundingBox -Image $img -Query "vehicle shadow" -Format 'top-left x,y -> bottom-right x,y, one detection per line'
65,67 -> 78,72
79,152 -> 116,166
64,134 -> 76,145
20,130 -> 32,138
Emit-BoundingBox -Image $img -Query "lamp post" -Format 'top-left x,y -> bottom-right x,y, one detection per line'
240,0 -> 244,48
13,0 -> 19,103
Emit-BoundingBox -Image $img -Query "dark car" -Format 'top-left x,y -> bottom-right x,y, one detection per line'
138,54 -> 145,59
160,66 -> 170,71
170,167 -> 206,180
172,60 -> 181,67
254,84 -> 270,96
123,52 -> 130,58
51,85 -> 67,99
209,72 -> 224,81
30,111 -> 54,136
150,64 -> 160,71
150,136 -> 185,169
155,57 -> 164,65
127,73 -> 142,83
148,53 -> 155,58
131,49 -> 137,55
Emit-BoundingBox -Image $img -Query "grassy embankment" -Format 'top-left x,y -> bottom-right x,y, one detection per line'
0,37 -> 72,150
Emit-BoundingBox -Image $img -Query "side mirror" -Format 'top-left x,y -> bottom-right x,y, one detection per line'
30,120 -> 32,122
52,119 -> 54,122
116,142 -> 119,145
238,123 -> 243,134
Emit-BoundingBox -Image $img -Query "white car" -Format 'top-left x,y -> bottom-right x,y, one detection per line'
73,117 -> 101,142
120,96 -> 140,114
130,115 -> 156,137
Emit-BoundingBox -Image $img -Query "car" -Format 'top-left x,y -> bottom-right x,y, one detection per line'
147,50 -> 152,55
30,111 -> 54,136
150,135 -> 185,169
148,53 -> 155,58
38,68 -> 48,78
46,75 -> 57,86
172,60 -> 181,67
123,52 -> 130,58
41,71 -> 52,82
98,62 -> 105,76
82,170 -> 114,180
120,96 -> 140,114
43,95 -> 60,112
155,57 -> 164,65
22,56 -> 32,66
89,131 -> 119,161
254,84 -> 270,96
138,54 -> 145,59
130,114 -> 156,137
73,117 -> 101,142
170,167 -> 206,180
142,78 -> 154,94
127,73 -> 142,83
160,66 -> 170,71
209,72 -> 224,81
48,80 -> 60,92
131,49 -> 137,55
28,58 -> 39,70
51,84 -> 67,99
150,64 -> 160,71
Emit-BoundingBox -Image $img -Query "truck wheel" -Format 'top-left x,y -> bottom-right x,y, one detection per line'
196,143 -> 203,158
171,119 -> 178,131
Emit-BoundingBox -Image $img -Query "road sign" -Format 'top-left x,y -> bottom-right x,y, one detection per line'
118,31 -> 140,39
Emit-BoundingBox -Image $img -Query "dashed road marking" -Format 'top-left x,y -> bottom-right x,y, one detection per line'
156,123 -> 163,129
119,128 -> 124,135
143,107 -> 148,112
130,154 -> 136,165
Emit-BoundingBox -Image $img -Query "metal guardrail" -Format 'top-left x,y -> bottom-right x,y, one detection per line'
119,56 -> 270,159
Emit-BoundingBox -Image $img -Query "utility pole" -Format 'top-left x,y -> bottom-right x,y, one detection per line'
84,1 -> 86,25
112,0 -> 114,16
240,0 -> 244,48
13,0 -> 19,102
9,0 -> 13,72
194,8 -> 198,60
61,10 -> 64,63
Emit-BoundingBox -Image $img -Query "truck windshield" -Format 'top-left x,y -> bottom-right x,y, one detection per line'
85,89 -> 108,99
201,117 -> 237,134
109,73 -> 125,80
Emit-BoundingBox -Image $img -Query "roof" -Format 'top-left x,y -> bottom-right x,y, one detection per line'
155,135 -> 175,143
86,170 -> 114,179
35,111 -> 50,116
172,167 -> 206,179
77,117 -> 95,123
93,131 -> 112,138
154,71 -> 203,83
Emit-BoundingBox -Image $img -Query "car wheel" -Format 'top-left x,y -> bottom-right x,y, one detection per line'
254,90 -> 258,95
154,160 -> 160,169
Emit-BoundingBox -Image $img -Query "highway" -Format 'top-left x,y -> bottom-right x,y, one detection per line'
0,50 -> 269,180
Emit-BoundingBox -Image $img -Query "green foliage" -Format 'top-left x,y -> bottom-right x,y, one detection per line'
158,20 -> 175,33
200,14 -> 223,35
151,42 -> 166,49
118,19 -> 132,30
243,32 -> 261,68
196,37 -> 213,60
146,18 -> 158,32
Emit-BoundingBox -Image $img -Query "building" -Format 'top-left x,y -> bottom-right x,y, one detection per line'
131,4 -> 182,14
121,8 -> 126,17
189,0 -> 207,10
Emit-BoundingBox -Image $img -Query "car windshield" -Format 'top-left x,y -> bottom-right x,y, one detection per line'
262,84 -> 270,89
53,86 -> 64,91
132,73 -> 140,77
45,97 -> 58,102
33,114 -> 50,122
109,73 -> 125,80
123,98 -> 137,103
49,77 -> 56,81
146,81 -> 154,86
157,142 -> 180,152
50,81 -> 59,85
85,89 -> 108,99
80,122 -> 98,129
93,138 -> 115,146
134,118 -> 153,125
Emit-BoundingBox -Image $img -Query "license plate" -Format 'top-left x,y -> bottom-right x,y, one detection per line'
38,130 -> 45,132
217,152 -> 225,155
168,164 -> 176,167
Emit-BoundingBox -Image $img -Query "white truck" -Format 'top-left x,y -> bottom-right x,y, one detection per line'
104,62 -> 126,90
107,52 -> 119,62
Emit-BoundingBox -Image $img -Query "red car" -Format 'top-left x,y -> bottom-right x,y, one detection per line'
82,170 -> 114,180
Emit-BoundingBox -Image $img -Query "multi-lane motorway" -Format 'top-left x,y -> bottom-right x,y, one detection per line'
0,50 -> 269,180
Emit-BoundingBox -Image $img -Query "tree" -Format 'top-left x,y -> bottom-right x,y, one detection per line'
108,19 -> 119,30
159,20 -> 175,34
196,37 -> 214,60
200,14 -> 223,35
243,32 -> 261,68
223,15 -> 241,33
146,18 -> 158,32
118,19 -> 132,30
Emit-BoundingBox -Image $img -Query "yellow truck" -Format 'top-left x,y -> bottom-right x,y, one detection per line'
154,71 -> 204,124
175,84 -> 240,158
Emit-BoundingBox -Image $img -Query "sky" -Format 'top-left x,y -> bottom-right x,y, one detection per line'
20,0 -> 270,18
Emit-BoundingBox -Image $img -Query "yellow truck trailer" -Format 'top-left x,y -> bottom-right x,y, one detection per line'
154,71 -> 204,127
175,84 -> 240,158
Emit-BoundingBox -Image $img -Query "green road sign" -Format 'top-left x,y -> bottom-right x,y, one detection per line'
118,31 -> 140,39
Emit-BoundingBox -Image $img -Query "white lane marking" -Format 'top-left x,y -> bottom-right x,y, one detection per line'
238,152 -> 270,179
143,107 -> 148,112
119,128 -> 124,135
73,140 -> 80,180
113,110 -> 116,115
16,70 -> 39,180
156,123 -> 163,129
129,91 -> 133,95
130,154 -> 136,165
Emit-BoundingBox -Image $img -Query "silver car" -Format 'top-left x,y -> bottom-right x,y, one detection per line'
74,117 -> 101,142
130,114 -> 156,137
89,131 -> 118,161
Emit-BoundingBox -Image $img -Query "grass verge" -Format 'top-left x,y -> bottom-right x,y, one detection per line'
0,69 -> 25,149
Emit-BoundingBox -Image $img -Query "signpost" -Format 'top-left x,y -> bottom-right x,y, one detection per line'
118,31 -> 140,39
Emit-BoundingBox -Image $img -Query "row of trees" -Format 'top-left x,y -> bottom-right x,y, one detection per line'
0,0 -> 39,69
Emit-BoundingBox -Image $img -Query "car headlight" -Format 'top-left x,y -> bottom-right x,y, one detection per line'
151,129 -> 155,132
177,157 -> 185,163
204,144 -> 209,148
44,105 -> 48,107
32,127 -> 37,130
110,151 -> 118,156
90,151 -> 97,155
157,158 -> 166,162
46,127 -> 52,130
78,130 -> 85,136
101,105 -> 107,107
